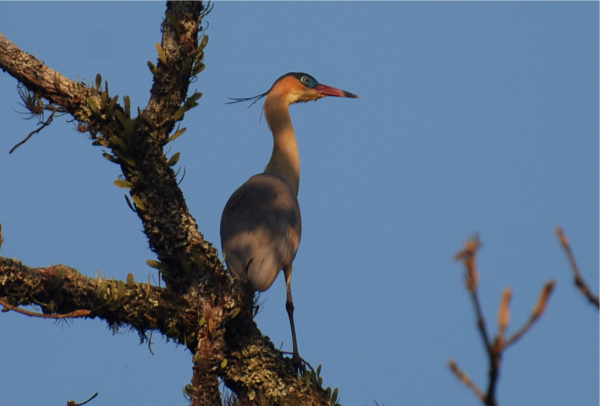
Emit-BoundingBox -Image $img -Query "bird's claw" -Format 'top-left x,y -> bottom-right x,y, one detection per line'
291,353 -> 302,372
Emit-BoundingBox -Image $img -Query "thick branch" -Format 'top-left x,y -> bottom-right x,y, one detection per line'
122,1 -> 223,294
0,31 -> 103,130
0,256 -> 197,346
146,2 -> 204,136
222,304 -> 336,405
0,13 -> 222,294
1,254 -> 335,405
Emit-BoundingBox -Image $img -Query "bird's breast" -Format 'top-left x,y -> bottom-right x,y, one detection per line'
220,173 -> 302,291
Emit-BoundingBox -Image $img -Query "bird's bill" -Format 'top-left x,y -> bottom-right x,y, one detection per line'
314,84 -> 359,99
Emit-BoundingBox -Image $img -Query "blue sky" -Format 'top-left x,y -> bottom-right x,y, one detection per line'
0,2 -> 597,406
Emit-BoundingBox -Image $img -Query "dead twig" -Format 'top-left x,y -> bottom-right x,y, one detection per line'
0,298 -> 91,319
505,281 -> 555,347
66,392 -> 98,406
10,109 -> 59,154
450,235 -> 555,406
556,226 -> 599,309
449,359 -> 485,402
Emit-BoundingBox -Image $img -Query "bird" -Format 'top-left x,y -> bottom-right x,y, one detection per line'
221,72 -> 358,369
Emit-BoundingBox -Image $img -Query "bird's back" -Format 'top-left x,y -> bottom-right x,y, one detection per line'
220,173 -> 301,292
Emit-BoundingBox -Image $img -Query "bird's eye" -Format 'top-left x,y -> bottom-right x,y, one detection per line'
301,76 -> 312,87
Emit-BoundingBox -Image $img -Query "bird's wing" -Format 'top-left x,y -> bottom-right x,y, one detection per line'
220,173 -> 301,292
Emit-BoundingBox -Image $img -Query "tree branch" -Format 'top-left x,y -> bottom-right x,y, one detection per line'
0,14 -> 222,295
0,31 -> 96,124
0,2 -> 341,404
451,236 -> 554,406
66,392 -> 98,406
0,256 -> 198,344
0,297 -> 90,319
556,226 -> 599,309
449,359 -> 485,402
0,254 -> 335,405
9,108 -> 60,153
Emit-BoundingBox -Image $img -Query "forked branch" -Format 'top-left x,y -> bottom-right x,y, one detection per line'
450,236 -> 555,406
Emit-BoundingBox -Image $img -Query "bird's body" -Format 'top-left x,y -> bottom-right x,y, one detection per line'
220,172 -> 301,292
221,72 -> 357,368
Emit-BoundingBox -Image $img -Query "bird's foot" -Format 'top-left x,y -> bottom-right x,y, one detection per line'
282,350 -> 306,373
291,352 -> 302,372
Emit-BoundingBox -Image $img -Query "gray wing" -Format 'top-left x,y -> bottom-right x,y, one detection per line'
220,173 -> 302,292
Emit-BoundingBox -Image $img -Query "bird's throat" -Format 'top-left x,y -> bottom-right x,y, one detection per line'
264,98 -> 300,196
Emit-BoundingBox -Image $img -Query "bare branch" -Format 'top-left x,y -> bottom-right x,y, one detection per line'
66,392 -> 98,406
497,288 -> 512,346
505,280 -> 556,348
454,237 -> 493,353
9,109 -> 59,153
556,226 -> 599,309
452,236 -> 555,406
0,298 -> 90,319
449,359 -> 485,402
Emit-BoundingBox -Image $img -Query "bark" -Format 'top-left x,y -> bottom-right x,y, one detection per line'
0,257 -> 194,345
0,2 -> 338,405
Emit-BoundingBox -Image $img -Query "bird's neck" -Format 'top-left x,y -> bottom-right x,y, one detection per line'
263,95 -> 300,196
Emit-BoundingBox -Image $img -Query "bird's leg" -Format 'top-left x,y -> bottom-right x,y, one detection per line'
283,264 -> 301,370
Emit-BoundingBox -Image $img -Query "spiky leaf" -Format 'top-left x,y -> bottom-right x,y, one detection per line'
113,150 -> 136,167
199,34 -> 209,50
147,60 -> 157,75
132,194 -> 145,210
51,268 -> 66,290
101,89 -> 109,110
185,92 -> 202,107
168,152 -> 180,167
146,260 -> 162,269
107,96 -> 119,114
109,135 -> 128,153
116,280 -> 126,301
168,127 -> 186,142
331,388 -> 338,402
88,97 -> 100,116
126,273 -> 135,288
165,10 -> 181,36
173,108 -> 185,121
139,111 -> 154,127
124,96 -> 131,116
114,179 -> 133,189
192,63 -> 205,76
156,43 -> 168,65
102,152 -> 120,164
115,110 -> 126,127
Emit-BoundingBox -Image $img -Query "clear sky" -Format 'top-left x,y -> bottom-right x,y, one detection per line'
0,2 -> 597,406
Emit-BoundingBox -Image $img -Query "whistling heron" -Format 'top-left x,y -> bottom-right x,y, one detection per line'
221,72 -> 358,368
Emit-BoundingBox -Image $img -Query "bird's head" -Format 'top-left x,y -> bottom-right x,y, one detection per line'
227,72 -> 358,108
268,72 -> 359,105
